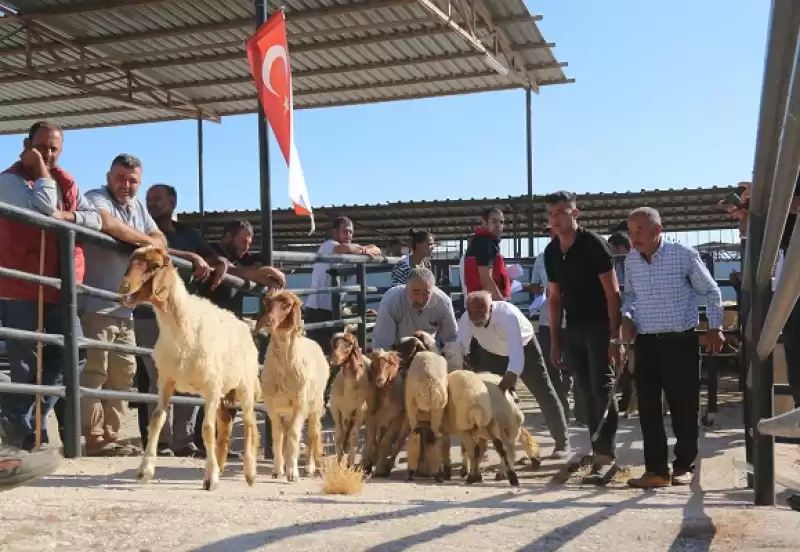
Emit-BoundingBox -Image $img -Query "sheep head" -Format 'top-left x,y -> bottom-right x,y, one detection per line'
330,332 -> 364,376
118,245 -> 175,311
369,349 -> 400,389
256,290 -> 303,337
394,332 -> 435,371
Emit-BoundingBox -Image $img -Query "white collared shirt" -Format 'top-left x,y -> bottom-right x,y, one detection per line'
456,300 -> 534,375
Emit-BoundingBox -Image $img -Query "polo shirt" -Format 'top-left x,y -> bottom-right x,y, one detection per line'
544,226 -> 613,328
81,187 -> 158,319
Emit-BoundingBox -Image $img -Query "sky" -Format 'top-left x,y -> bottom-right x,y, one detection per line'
0,1 -> 771,219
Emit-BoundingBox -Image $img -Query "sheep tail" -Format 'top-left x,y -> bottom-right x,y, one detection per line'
469,403 -> 492,430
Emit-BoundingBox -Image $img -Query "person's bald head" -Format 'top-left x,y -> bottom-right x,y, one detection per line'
466,290 -> 492,326
627,207 -> 663,257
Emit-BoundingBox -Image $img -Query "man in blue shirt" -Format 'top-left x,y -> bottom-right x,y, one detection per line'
621,207 -> 724,489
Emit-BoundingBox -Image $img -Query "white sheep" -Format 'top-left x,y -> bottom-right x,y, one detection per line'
403,341 -> 449,482
329,332 -> 371,467
440,369 -> 520,486
361,349 -> 409,477
118,246 -> 263,491
256,290 -> 330,482
475,372 -> 542,479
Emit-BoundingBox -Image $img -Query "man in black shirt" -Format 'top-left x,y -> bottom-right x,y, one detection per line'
544,191 -> 622,485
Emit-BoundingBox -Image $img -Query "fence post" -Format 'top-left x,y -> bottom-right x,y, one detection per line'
356,263 -> 368,349
330,270 -> 341,326
59,229 -> 81,459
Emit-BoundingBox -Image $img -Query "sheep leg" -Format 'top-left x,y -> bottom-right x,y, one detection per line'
202,398 -> 222,491
431,431 -> 447,484
459,441 -> 469,478
462,433 -> 483,484
347,409 -> 366,468
361,416 -> 377,473
215,399 -> 234,475
137,378 -> 175,484
491,435 -> 520,487
241,398 -> 258,486
284,409 -> 307,481
268,412 -> 286,480
376,416 -> 409,477
430,407 -> 445,440
333,409 -> 345,464
406,430 -> 421,482
440,431 -> 452,481
306,411 -> 323,477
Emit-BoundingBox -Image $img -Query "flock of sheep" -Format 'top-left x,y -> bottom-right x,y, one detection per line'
116,245 -> 542,491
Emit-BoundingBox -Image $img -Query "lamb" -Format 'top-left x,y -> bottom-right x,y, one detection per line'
329,332 -> 371,467
256,290 -> 330,482
404,344 -> 449,482
361,349 -> 409,477
475,372 -> 542,479
439,369 -> 520,486
117,246 -> 263,491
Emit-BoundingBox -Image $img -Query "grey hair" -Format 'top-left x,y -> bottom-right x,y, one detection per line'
628,206 -> 662,226
407,267 -> 435,285
110,153 -> 143,171
466,290 -> 492,306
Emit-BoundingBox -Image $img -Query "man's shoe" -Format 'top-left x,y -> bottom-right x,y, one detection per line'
0,445 -> 61,492
628,472 -> 671,489
549,447 -> 571,460
581,454 -> 619,485
671,470 -> 694,486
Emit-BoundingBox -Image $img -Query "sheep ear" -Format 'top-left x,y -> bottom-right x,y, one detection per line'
150,265 -> 173,307
292,296 -> 303,333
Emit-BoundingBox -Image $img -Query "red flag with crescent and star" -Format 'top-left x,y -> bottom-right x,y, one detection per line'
245,9 -> 315,234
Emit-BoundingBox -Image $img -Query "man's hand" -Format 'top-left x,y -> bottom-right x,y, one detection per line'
255,266 -> 286,291
498,371 -> 518,393
620,317 -> 637,342
208,260 -> 229,291
706,329 -> 725,354
19,147 -> 49,180
189,253 -> 213,282
608,342 -> 623,373
550,340 -> 563,370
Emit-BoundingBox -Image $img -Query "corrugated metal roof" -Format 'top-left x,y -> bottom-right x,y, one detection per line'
175,187 -> 740,248
0,0 -> 572,134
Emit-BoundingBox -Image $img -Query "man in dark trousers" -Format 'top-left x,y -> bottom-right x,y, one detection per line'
607,232 -> 635,414
544,191 -> 622,485
622,207 -> 723,488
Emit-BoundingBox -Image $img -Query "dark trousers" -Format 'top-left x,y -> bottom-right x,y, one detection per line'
563,324 -> 617,457
617,369 -> 634,413
470,337 -> 569,450
538,324 -> 583,422
634,330 -> 700,477
781,299 -> 800,405
0,299 -> 86,448
304,308 -> 335,356
134,355 -> 150,448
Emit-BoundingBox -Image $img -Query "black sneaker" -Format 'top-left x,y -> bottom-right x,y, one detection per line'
0,444 -> 61,492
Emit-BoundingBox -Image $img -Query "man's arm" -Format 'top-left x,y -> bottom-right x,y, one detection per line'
332,243 -> 382,257
621,257 -> 636,320
455,311 -> 473,357
438,293 -> 459,344
86,194 -> 162,247
55,191 -> 103,230
547,282 -> 563,336
687,248 -> 724,329
370,291 -> 399,351
528,255 -> 547,295
499,312 -> 526,376
590,237 -> 621,335
474,240 -> 504,300
0,172 -> 59,216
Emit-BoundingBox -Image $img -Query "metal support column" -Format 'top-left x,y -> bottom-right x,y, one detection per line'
59,229 -> 81,459
255,0 -> 273,266
526,88 -> 534,257
197,117 -> 205,238
356,264 -> 368,349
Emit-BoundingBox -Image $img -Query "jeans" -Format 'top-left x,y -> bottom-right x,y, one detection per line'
634,331 -> 700,476
563,324 -> 617,458
470,337 -> 569,450
0,299 -> 86,447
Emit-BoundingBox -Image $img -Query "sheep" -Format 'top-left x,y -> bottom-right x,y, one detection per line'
436,369 -> 520,486
256,290 -> 330,482
361,349 -> 409,477
475,372 -> 542,479
395,330 -> 438,367
117,246 -> 262,491
404,346 -> 449,482
328,332 -> 371,467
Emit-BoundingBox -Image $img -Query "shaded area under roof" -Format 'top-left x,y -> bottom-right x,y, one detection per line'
0,0 -> 573,134
176,186 -> 740,250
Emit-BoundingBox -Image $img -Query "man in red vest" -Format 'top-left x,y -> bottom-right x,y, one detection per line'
462,207 -> 512,300
0,121 -> 102,452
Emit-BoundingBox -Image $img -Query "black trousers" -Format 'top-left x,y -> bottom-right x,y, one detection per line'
563,324 -> 618,457
781,299 -> 800,405
634,330 -> 700,477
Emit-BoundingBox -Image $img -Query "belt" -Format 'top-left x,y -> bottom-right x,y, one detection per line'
638,329 -> 696,339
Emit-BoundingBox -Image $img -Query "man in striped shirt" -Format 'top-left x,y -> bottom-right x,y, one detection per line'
621,207 -> 724,489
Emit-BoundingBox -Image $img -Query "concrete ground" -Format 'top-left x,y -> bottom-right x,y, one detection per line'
2,378 -> 800,551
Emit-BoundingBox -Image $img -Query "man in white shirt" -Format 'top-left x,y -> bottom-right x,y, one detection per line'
304,216 -> 381,355
455,291 -> 570,458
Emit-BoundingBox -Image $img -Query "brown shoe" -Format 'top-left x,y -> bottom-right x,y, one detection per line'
627,472 -> 671,489
671,470 -> 694,486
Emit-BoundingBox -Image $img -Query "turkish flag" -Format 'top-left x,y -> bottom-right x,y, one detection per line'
246,9 -> 314,230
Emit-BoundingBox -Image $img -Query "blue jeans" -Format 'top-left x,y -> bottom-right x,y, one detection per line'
0,299 -> 86,446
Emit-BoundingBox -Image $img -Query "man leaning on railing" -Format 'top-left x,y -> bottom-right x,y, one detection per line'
79,154 -> 167,457
0,121 -> 101,452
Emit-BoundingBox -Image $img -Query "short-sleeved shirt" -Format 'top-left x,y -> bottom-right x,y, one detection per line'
463,228 -> 511,298
81,187 -> 159,319
194,242 -> 256,317
390,255 -> 432,286
305,239 -> 339,312
134,222 -> 215,320
780,174 -> 800,251
544,226 -> 613,328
